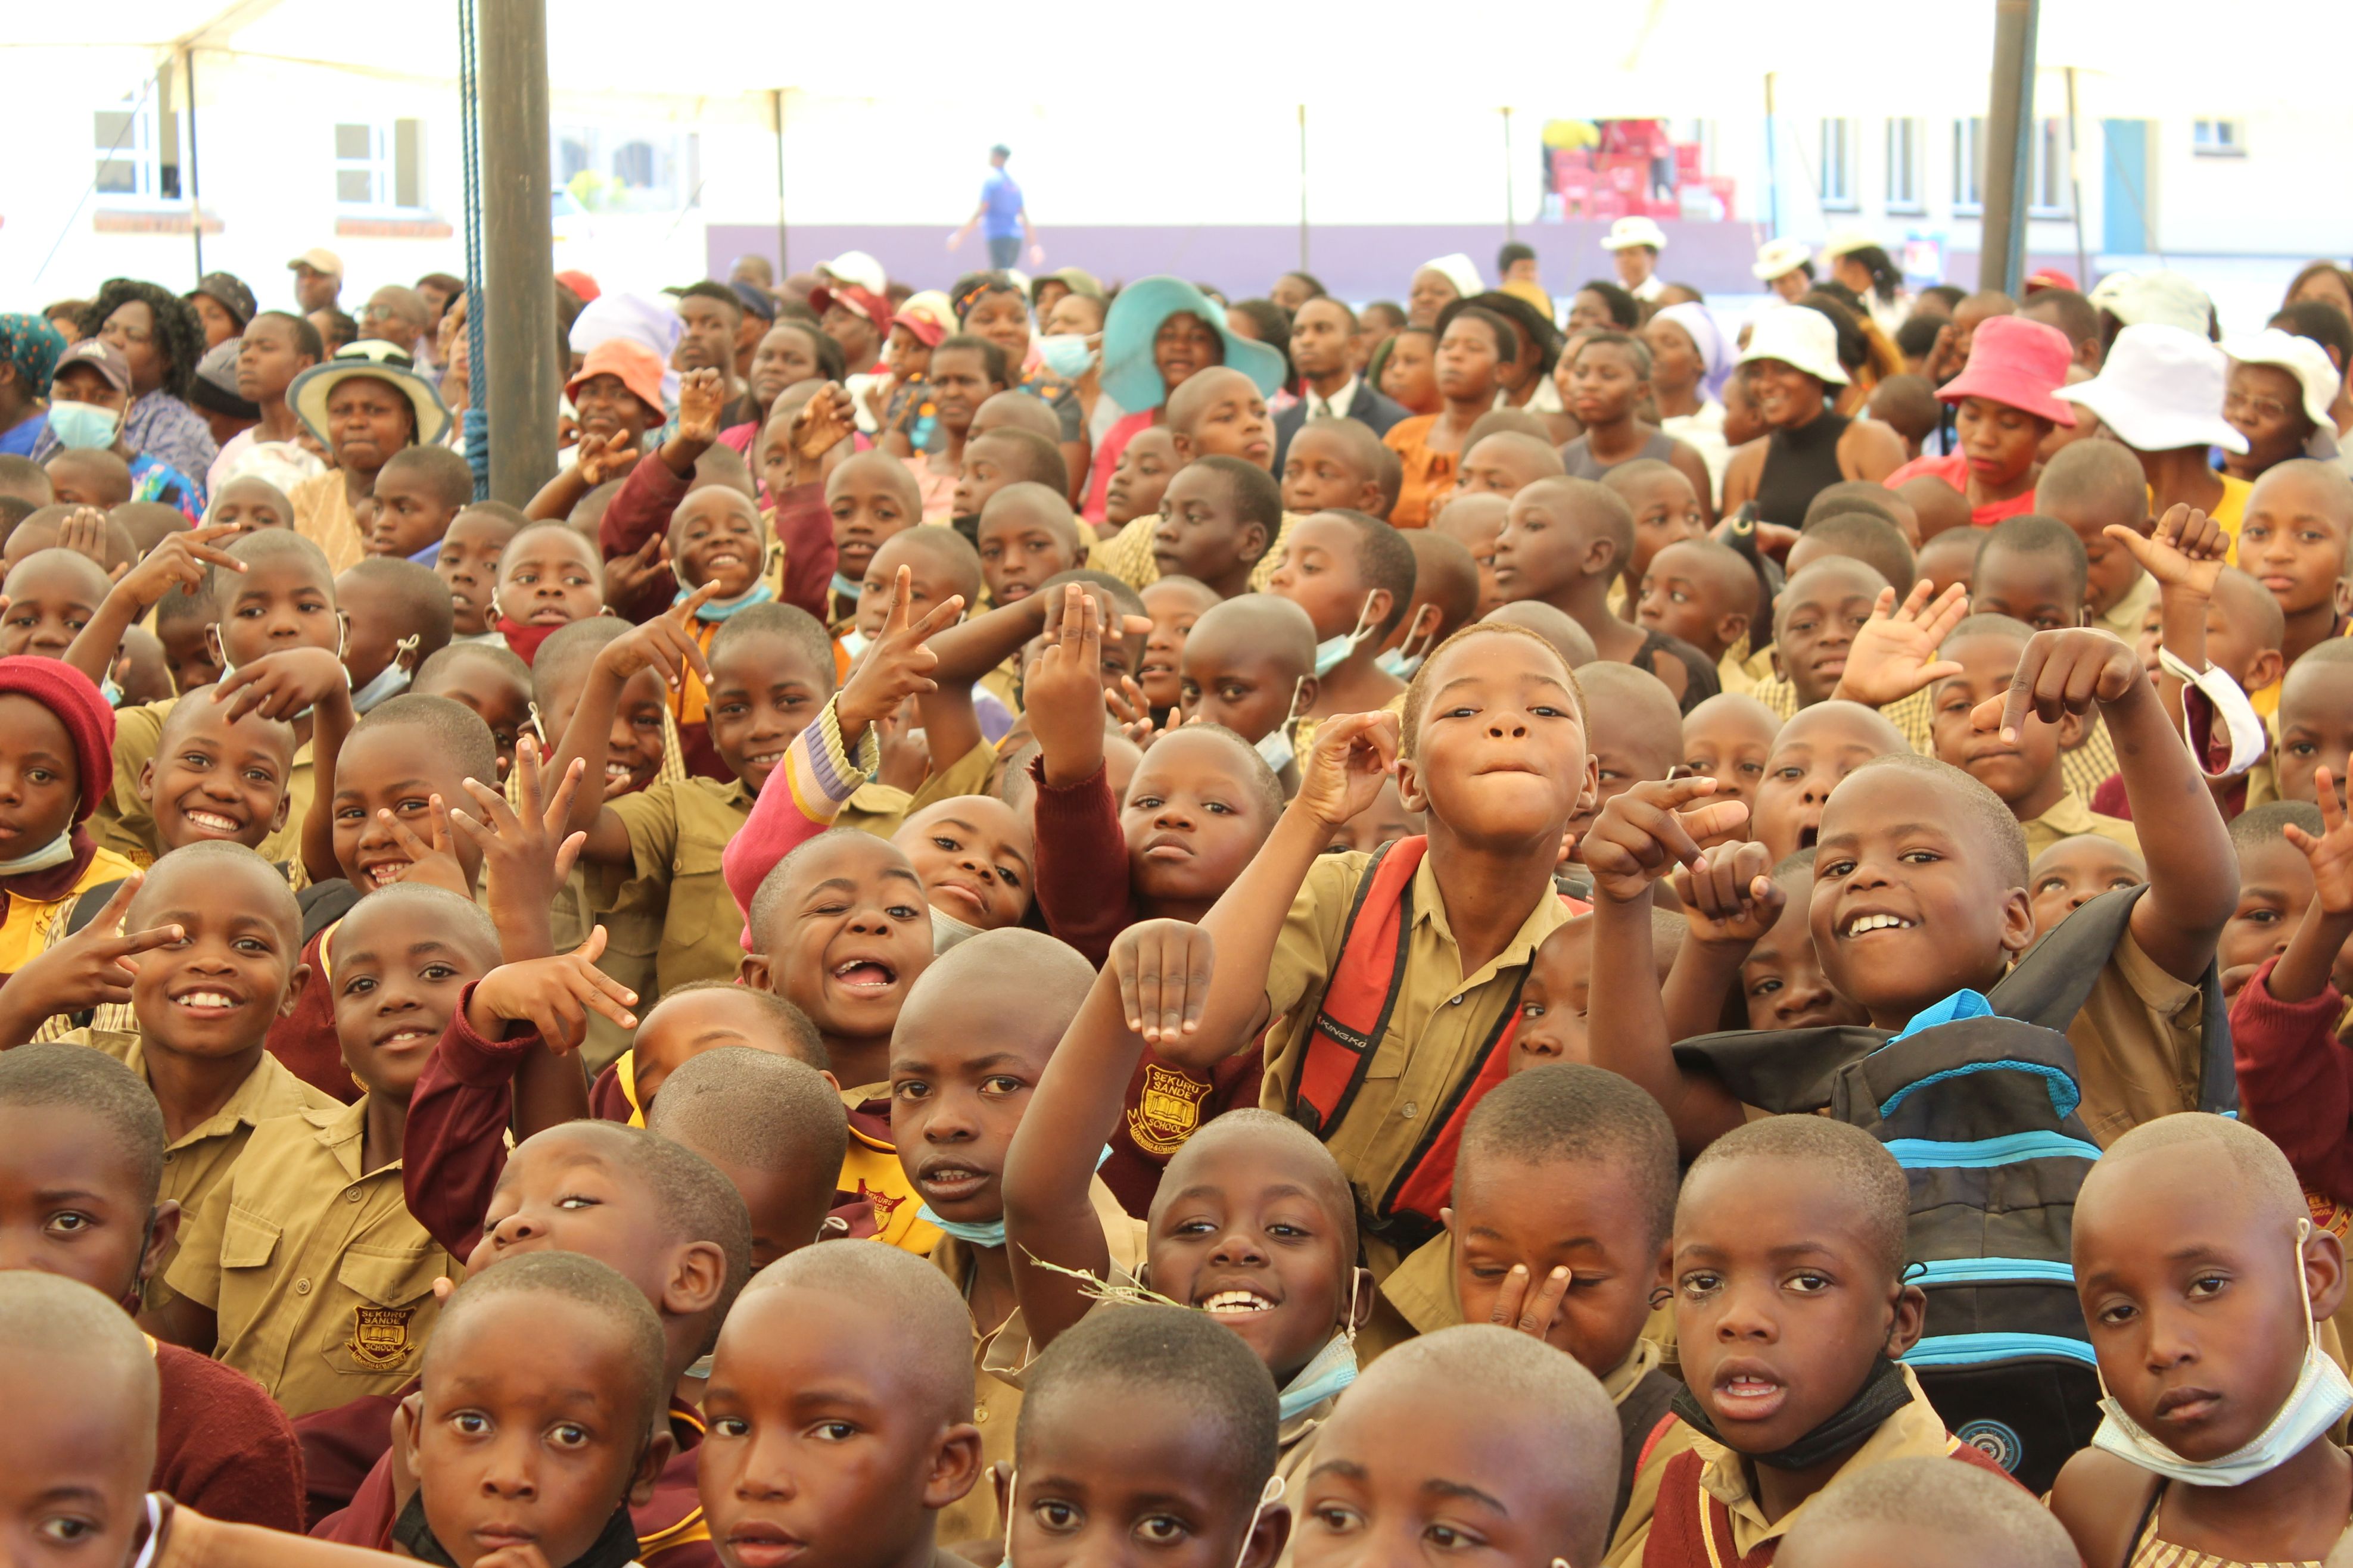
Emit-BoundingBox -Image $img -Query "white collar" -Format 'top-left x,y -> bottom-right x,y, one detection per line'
1308,375 -> 1360,420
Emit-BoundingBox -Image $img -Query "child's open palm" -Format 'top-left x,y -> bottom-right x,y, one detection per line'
673,367 -> 726,446
2106,503 -> 2227,597
57,506 -> 111,569
789,383 -> 857,481
1026,585 -> 1113,778
1294,710 -> 1399,828
838,565 -> 963,741
465,927 -> 639,1054
449,735 -> 586,920
2286,762 -> 2353,916
1831,580 -> 1970,707
1582,778 -> 1750,906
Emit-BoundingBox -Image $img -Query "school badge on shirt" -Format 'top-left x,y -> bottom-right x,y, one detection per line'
1128,1064 -> 1213,1155
348,1306 -> 416,1369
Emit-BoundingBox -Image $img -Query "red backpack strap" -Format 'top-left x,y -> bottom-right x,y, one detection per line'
1292,837 -> 1426,1140
1635,1412 -> 1681,1476
1374,968 -> 1524,1243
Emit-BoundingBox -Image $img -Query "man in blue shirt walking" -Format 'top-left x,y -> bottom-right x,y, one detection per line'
950,144 -> 1038,271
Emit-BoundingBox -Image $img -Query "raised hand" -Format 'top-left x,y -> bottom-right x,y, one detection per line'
375,793 -> 472,897
57,506 -> 111,568
1582,777 -> 1750,906
1025,585 -> 1110,782
600,533 -> 672,613
1109,919 -> 1215,1045
1670,840 -> 1785,947
1830,580 -> 1971,707
787,382 -> 857,486
110,522 -> 242,615
596,582 -> 718,692
214,646 -> 350,723
1972,626 -> 2147,742
2105,503 -> 2228,598
1293,709 -> 1398,828
2286,762 -> 2353,917
673,367 -> 726,446
837,564 -> 964,744
574,429 -> 640,488
0,874 -> 180,1026
449,734 -> 587,921
1487,1263 -> 1573,1345
464,928 -> 640,1054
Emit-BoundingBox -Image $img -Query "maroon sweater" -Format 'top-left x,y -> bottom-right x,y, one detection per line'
2231,954 -> 2353,1206
265,927 -> 359,1103
1028,756 -> 1266,1214
154,1341 -> 307,1531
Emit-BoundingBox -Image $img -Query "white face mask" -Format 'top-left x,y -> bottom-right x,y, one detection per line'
350,635 -> 420,713
1311,594 -> 1381,677
2090,1218 -> 2353,1486
930,903 -> 985,953
1254,677 -> 1311,774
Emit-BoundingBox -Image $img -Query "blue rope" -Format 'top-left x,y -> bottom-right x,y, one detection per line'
457,0 -> 490,500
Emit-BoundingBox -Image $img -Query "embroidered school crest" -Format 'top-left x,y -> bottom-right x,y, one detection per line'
1128,1064 -> 1212,1156
348,1306 -> 416,1369
2309,1190 -> 2351,1240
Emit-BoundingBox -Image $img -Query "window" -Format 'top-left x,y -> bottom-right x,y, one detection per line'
335,120 -> 426,210
1885,117 -> 1924,212
1817,118 -> 1857,210
2029,118 -> 2071,216
551,126 -> 701,213
1953,117 -> 1984,213
2193,118 -> 2245,157
94,82 -> 178,201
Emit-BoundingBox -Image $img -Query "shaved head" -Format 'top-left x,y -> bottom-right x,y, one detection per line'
742,1238 -> 978,1420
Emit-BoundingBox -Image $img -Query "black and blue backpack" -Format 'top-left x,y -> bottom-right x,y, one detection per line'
1669,886 -> 2234,1492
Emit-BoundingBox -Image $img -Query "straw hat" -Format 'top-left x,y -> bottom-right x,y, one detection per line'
289,341 -> 451,449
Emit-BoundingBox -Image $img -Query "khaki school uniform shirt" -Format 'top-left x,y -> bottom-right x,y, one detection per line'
95,699 -> 315,875
162,1096 -> 462,1417
2021,791 -> 2142,863
2094,570 -> 2160,644
73,1030 -> 338,1312
1259,852 -> 1570,1279
1605,1366 -> 1959,1566
2066,925 -> 2209,1146
289,470 -> 367,574
596,776 -> 753,997
836,738 -> 1000,841
928,1176 -> 1146,1550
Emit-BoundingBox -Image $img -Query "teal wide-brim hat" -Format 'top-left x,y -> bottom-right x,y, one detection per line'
1099,276 -> 1286,414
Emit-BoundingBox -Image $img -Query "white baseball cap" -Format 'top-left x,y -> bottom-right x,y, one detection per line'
1601,217 -> 1668,252
817,250 -> 888,295
2058,324 -> 2246,454
1751,238 -> 1812,282
1737,304 -> 1848,386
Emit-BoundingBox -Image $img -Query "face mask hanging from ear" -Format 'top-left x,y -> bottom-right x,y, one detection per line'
351,634 -> 421,713
1275,1289 -> 1364,1419
931,903 -> 986,953
0,797 -> 80,877
1312,594 -> 1381,677
1256,677 -> 1311,774
831,571 -> 865,602
1376,606 -> 1443,681
2090,1218 -> 2353,1486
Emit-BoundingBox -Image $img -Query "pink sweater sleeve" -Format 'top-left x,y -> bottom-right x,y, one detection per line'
721,696 -> 879,943
2230,956 -> 2353,1201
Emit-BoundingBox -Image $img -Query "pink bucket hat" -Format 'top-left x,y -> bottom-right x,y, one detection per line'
1935,315 -> 2077,426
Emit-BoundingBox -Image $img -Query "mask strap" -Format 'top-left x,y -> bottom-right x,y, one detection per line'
128,1495 -> 164,1568
392,632 -> 421,673
1342,1270 -> 1362,1348
120,1208 -> 159,1314
1399,603 -> 1442,662
2298,1217 -> 2318,1351
1348,593 -> 1381,649
1284,676 -> 1311,728
1232,1475 -> 1288,1568
1003,1464 -> 1019,1568
525,702 -> 548,744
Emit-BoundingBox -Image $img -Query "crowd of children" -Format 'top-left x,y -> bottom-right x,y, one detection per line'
4,244 -> 2353,1567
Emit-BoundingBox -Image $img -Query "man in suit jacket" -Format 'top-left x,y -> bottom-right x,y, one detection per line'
1274,296 -> 1410,468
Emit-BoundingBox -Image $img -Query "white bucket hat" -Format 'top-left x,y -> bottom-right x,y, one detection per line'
2058,324 -> 2245,454
1737,304 -> 1848,386
2221,328 -> 2342,457
1751,238 -> 1812,282
818,250 -> 888,295
1414,254 -> 1484,301
2087,270 -> 2213,336
1601,217 -> 1669,252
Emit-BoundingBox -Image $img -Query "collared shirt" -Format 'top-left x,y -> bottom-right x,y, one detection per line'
288,469 -> 367,574
74,1030 -> 338,1311
1605,1367 -> 1960,1566
1303,376 -> 1362,423
2022,790 -> 2142,863
2067,925 -> 2208,1146
0,844 -> 141,975
596,775 -> 754,997
2094,568 -> 2161,645
95,699 -> 315,874
163,1096 -> 461,1417
1259,850 -> 1571,1277
929,1174 -> 1145,1550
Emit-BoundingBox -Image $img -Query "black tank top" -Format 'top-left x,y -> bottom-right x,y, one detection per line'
1754,409 -> 1852,526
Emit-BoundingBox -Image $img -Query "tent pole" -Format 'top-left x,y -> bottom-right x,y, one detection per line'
2064,66 -> 2087,286
1979,0 -> 2040,292
478,0 -> 558,506
771,89 -> 788,277
1297,104 -> 1309,272
1763,73 -> 1779,240
183,49 -> 204,280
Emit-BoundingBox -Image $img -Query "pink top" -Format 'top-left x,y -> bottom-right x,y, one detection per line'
1885,452 -> 2039,527
1083,409 -> 1158,525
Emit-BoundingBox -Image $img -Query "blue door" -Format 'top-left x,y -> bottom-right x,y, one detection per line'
2102,120 -> 2149,255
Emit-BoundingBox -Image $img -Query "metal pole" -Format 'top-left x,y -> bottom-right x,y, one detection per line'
1502,107 -> 1515,241
2064,66 -> 2088,288
183,49 -> 204,280
1763,73 -> 1779,239
1979,0 -> 2040,294
771,89 -> 788,277
477,0 -> 558,506
1297,104 -> 1309,272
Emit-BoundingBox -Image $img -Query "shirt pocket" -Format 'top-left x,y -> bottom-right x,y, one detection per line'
320,1240 -> 447,1380
658,833 -> 733,982
219,1205 -> 283,1272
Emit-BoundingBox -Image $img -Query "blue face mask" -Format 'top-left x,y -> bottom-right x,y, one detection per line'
1374,607 -> 1442,681
1312,596 -> 1381,677
1037,333 -> 1098,379
46,400 -> 120,451
831,572 -> 864,602
919,1145 -> 1115,1247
